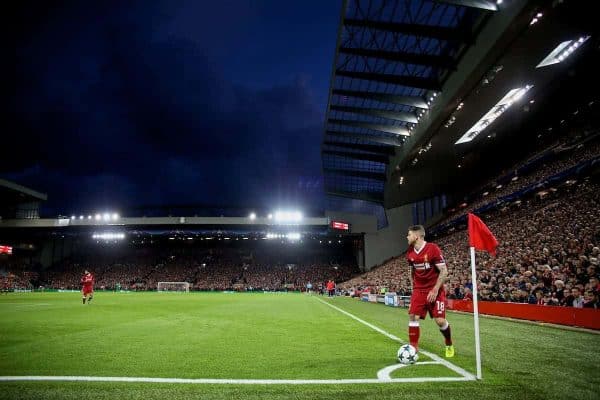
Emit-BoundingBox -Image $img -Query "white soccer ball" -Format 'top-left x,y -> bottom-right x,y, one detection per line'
397,344 -> 419,364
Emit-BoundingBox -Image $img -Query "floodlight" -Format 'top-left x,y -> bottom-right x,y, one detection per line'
287,233 -> 301,240
537,36 -> 590,68
92,232 -> 125,240
455,86 -> 533,144
274,210 -> 303,224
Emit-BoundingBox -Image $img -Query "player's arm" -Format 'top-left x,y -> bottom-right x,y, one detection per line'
427,263 -> 448,303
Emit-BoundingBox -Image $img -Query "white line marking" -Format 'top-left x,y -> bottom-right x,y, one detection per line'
0,297 -> 476,385
376,361 -> 440,381
316,298 -> 476,381
0,375 -> 473,384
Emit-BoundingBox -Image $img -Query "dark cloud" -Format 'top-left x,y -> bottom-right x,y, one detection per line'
5,0 -> 335,214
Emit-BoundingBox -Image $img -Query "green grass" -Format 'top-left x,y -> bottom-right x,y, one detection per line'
0,292 -> 598,399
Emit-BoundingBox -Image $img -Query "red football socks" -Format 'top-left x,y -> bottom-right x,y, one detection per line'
408,321 -> 420,350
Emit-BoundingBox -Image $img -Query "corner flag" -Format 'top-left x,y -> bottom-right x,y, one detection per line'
468,213 -> 498,256
466,213 -> 499,380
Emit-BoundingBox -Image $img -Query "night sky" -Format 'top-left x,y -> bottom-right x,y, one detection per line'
6,0 -> 340,215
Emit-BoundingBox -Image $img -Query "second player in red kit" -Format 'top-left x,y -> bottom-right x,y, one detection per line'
405,225 -> 454,358
81,270 -> 94,304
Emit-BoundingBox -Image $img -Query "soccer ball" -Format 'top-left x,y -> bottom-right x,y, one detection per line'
397,344 -> 419,364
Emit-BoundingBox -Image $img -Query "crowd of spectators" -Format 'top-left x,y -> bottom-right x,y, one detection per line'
0,254 -> 38,290
438,136 -> 599,226
340,178 -> 600,308
1,243 -> 358,292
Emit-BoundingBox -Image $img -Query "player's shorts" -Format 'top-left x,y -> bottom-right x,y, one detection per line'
409,288 -> 447,319
82,287 -> 93,296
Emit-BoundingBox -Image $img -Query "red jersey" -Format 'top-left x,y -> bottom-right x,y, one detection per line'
81,273 -> 94,289
406,242 -> 446,290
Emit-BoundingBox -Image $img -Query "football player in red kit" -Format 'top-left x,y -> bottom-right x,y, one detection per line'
406,225 -> 454,357
81,270 -> 94,304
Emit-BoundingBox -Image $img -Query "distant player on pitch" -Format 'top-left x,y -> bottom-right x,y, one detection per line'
405,225 -> 454,357
81,269 -> 94,304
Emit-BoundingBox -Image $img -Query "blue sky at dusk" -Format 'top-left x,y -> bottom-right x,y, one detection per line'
5,0 -> 341,215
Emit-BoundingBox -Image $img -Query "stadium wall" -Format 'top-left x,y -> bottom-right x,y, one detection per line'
448,299 -> 600,330
326,211 -> 378,270
363,205 -> 412,269
325,211 -> 377,234
324,208 -> 413,270
39,237 -> 75,268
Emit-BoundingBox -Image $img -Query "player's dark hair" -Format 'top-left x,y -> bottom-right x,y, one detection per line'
408,225 -> 426,238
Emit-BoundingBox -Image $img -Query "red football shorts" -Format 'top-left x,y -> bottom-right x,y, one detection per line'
409,288 -> 447,319
82,287 -> 93,296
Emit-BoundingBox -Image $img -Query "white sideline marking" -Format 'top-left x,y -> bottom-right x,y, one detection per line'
316,298 -> 476,381
0,375 -> 472,384
0,297 -> 475,385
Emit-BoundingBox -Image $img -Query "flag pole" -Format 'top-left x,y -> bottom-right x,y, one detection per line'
470,246 -> 483,379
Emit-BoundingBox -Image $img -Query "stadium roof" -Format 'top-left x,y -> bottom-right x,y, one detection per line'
322,0 -> 597,208
0,178 -> 47,204
0,216 -> 329,230
322,0 -> 497,204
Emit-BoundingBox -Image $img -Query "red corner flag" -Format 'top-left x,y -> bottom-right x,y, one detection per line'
468,213 -> 499,256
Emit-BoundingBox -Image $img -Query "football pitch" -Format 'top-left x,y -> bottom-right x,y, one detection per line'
0,292 -> 598,399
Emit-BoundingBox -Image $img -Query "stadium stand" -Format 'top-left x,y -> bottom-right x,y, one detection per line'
0,179 -> 47,220
340,176 -> 599,309
433,133 -> 600,231
1,242 -> 359,293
